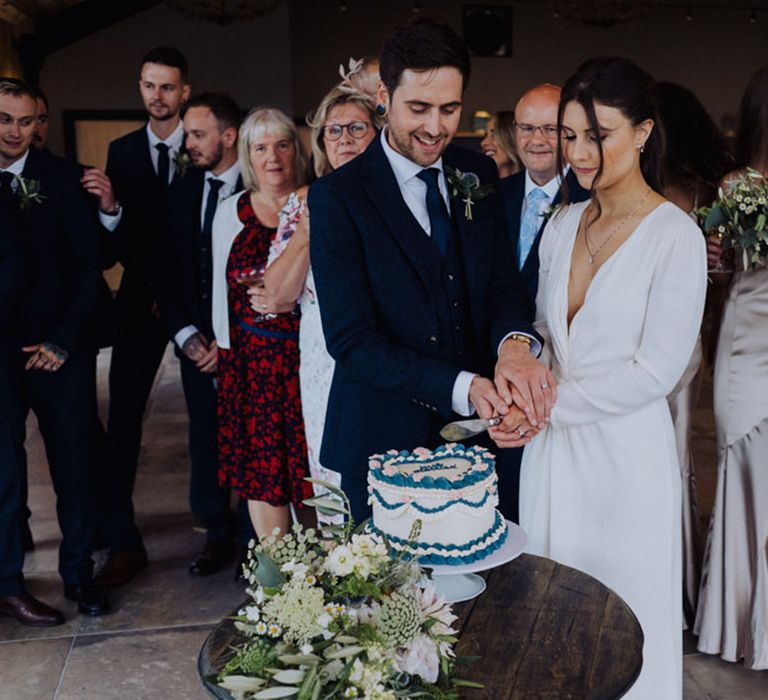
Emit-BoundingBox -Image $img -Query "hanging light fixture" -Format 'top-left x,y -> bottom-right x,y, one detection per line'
167,0 -> 282,25
552,1 -> 650,28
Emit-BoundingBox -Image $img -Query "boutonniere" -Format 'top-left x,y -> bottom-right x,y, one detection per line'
445,165 -> 493,221
14,175 -> 46,210
173,149 -> 193,178
540,202 -> 560,225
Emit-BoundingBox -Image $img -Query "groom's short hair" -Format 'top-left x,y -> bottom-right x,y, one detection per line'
379,16 -> 471,96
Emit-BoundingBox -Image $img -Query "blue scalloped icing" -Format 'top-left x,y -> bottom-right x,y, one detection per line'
370,511 -> 508,566
370,487 -> 492,513
369,444 -> 495,490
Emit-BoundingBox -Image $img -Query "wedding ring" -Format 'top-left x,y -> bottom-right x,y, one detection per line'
516,427 -> 526,437
261,304 -> 267,310
540,383 -> 549,389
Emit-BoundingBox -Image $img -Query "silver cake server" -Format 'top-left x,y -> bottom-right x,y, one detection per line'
439,416 -> 503,441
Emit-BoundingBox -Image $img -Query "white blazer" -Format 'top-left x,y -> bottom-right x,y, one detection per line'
211,190 -> 247,349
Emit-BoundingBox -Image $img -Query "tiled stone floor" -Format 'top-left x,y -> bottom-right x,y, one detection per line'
1,347 -> 766,699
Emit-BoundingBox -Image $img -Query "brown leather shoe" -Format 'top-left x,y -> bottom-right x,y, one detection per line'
94,548 -> 148,587
0,593 -> 65,627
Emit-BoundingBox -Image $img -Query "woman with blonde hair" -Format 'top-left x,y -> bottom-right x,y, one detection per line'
212,106 -> 312,539
248,80 -> 380,502
480,110 -> 520,178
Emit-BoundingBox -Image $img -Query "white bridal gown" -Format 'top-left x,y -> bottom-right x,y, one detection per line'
520,201 -> 707,698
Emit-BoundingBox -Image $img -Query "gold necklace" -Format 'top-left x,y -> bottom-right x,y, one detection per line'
584,188 -> 652,265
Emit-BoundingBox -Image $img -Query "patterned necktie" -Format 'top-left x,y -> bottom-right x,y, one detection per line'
518,187 -> 547,269
0,171 -> 14,202
156,143 -> 170,186
416,168 -> 451,256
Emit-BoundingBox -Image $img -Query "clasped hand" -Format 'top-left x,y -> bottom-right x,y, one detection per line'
181,332 -> 218,373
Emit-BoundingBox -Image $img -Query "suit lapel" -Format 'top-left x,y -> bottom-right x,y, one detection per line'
361,138 -> 442,293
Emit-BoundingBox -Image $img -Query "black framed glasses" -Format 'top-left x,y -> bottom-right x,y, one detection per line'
322,121 -> 371,141
514,123 -> 560,138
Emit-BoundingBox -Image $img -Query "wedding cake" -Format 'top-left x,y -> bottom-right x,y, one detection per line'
367,443 -> 508,565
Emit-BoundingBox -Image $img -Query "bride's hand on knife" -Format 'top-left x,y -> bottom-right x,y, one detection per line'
488,405 -> 539,449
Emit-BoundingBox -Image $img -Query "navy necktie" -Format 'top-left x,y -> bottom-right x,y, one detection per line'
416,167 -> 451,256
202,178 -> 224,241
156,143 -> 170,186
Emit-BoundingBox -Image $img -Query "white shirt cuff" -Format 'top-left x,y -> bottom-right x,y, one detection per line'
175,325 -> 199,350
99,208 -> 122,231
497,332 -> 542,358
451,371 -> 477,417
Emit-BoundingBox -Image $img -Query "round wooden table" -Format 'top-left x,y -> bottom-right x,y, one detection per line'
199,553 -> 643,699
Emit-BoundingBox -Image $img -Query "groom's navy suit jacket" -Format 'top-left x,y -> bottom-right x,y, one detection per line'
309,137 -> 537,522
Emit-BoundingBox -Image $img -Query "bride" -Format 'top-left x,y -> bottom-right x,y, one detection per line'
492,57 -> 706,698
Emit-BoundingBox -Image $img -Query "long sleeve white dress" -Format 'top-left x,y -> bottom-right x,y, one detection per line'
520,201 -> 707,698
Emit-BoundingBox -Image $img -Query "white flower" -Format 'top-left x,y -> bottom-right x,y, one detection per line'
301,643 -> 314,655
245,606 -> 260,622
281,560 -> 309,579
317,612 -> 333,629
343,688 -> 359,698
394,634 -> 440,683
324,544 -> 355,576
255,621 -> 268,635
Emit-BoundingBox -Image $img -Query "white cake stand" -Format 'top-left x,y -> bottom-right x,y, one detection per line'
425,521 -> 527,603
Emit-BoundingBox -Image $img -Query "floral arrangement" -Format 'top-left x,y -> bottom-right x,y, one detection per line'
215,480 -> 480,699
698,168 -> 768,270
444,166 -> 493,222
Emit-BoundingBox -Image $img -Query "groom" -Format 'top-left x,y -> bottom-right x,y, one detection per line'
309,17 -> 554,523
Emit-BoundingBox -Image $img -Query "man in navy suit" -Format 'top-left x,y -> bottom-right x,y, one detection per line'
500,84 -> 590,301
162,92 -> 245,576
85,47 -> 191,587
495,83 -> 590,521
0,78 -> 109,617
309,18 -> 555,523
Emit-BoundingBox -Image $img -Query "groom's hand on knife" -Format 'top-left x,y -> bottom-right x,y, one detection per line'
468,376 -> 511,420
494,338 -> 556,428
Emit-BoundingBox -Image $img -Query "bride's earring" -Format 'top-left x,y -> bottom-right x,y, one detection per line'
637,143 -> 645,154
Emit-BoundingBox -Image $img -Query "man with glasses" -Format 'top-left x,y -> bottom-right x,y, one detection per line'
500,83 -> 588,300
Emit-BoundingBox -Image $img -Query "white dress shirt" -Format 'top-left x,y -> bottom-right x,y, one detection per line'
0,149 -> 29,183
175,161 -> 242,350
380,130 -> 475,416
99,121 -> 186,231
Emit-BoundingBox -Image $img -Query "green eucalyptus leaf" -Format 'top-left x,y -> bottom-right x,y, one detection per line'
250,552 -> 285,588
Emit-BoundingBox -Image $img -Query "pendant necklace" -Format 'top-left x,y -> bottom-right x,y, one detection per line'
584,187 -> 652,265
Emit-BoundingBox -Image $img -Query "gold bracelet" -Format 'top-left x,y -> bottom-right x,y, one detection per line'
508,333 -> 532,347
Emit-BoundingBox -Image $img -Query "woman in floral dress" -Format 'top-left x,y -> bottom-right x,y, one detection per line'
211,107 -> 312,538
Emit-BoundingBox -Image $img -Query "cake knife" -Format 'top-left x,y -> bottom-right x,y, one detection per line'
439,416 -> 503,441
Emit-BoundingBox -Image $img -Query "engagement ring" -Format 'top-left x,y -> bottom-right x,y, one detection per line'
540,383 -> 549,389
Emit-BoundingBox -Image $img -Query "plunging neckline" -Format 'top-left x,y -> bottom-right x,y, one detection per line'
566,201 -> 670,333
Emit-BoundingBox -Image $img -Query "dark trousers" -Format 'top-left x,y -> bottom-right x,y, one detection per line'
0,349 -> 25,596
101,315 -> 168,552
16,351 -> 98,586
495,447 -> 523,524
179,354 -> 233,542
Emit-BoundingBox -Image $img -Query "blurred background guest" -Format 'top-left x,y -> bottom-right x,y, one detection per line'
271,80 -> 382,501
480,110 -> 520,178
695,65 -> 768,671
655,80 -> 733,628
212,107 -> 312,539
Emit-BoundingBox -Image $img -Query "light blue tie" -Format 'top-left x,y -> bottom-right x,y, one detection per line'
518,187 -> 547,269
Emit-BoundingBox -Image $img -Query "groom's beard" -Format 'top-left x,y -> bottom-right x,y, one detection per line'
387,125 -> 451,167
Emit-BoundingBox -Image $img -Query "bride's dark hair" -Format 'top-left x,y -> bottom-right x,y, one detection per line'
557,56 -> 664,207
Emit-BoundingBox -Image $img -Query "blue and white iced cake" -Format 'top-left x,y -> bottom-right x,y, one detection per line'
367,443 -> 508,566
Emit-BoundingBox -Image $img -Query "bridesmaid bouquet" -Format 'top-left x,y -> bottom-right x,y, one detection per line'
215,481 -> 479,699
698,168 -> 768,270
